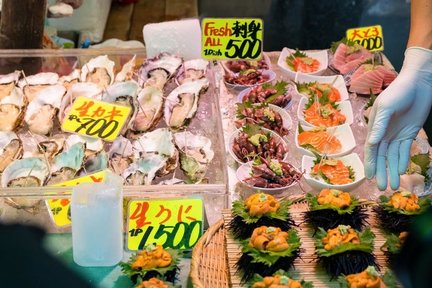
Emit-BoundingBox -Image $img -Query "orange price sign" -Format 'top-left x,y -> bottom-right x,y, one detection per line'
127,197 -> 204,251
46,170 -> 107,227
61,96 -> 131,142
202,18 -> 263,60
346,25 -> 384,52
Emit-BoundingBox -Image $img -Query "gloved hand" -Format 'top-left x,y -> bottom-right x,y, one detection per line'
364,47 -> 432,190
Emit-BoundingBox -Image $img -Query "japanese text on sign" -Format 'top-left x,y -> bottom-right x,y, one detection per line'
127,198 -> 204,251
202,18 -> 263,60
47,170 -> 107,227
62,96 -> 131,142
346,25 -> 384,52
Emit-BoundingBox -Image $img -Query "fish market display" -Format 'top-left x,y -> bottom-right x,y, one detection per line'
0,52 -> 216,190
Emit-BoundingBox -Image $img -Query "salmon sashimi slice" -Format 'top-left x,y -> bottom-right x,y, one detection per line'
292,57 -> 320,73
298,129 -> 342,154
304,102 -> 346,127
312,159 -> 353,185
298,82 -> 341,102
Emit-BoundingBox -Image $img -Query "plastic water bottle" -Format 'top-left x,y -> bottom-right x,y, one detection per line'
71,172 -> 123,266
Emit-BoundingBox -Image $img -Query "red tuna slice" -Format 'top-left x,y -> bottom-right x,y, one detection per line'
379,65 -> 398,87
332,43 -> 372,74
349,64 -> 386,95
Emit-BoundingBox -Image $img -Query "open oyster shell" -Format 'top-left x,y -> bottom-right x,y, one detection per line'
132,86 -> 164,133
0,71 -> 21,101
66,134 -> 104,158
122,154 -> 166,185
176,59 -> 209,85
174,131 -> 214,183
18,72 -> 59,103
164,78 -> 209,130
138,52 -> 182,90
132,128 -> 178,177
47,142 -> 85,185
0,132 -> 23,173
58,69 -> 80,91
83,151 -> 108,175
58,82 -> 103,122
108,136 -> 133,175
21,133 -> 65,161
80,55 -> 115,89
115,55 -> 136,82
24,84 -> 66,135
0,82 -> 25,132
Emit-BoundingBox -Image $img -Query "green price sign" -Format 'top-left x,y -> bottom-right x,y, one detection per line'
127,198 -> 204,251
201,18 -> 263,60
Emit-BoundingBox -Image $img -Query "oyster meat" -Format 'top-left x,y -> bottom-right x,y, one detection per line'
0,83 -> 25,132
138,52 -> 182,90
0,71 -> 21,101
108,136 -> 133,175
164,78 -> 209,130
122,154 -> 166,185
174,131 -> 214,183
132,86 -> 164,132
21,133 -> 65,161
0,132 -> 23,173
47,142 -> 85,185
80,55 -> 115,89
18,72 -> 59,103
176,59 -> 209,85
24,85 -> 66,135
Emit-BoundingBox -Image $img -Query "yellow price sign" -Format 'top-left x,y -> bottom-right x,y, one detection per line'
47,170 -> 107,227
346,25 -> 384,52
202,18 -> 263,60
61,96 -> 131,142
127,197 -> 204,251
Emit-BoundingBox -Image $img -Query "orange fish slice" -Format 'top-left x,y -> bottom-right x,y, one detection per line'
298,129 -> 342,154
312,159 -> 353,185
304,102 -> 346,127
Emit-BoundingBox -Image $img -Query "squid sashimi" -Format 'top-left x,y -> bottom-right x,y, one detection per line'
298,128 -> 342,154
312,159 -> 354,185
297,82 -> 341,103
331,42 -> 372,74
349,64 -> 397,95
304,102 -> 346,127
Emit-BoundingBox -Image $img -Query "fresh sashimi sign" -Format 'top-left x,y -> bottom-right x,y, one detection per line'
346,25 -> 384,52
202,18 -> 263,60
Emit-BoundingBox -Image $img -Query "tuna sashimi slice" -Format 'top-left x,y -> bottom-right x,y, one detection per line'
349,64 -> 385,95
331,43 -> 372,74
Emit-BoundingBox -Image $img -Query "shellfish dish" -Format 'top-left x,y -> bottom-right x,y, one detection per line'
239,81 -> 293,108
0,52 -> 220,196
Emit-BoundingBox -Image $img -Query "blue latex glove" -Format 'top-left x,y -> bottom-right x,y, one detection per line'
364,47 -> 432,190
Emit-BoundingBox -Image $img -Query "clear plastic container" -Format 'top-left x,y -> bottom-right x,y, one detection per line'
71,172 -> 123,267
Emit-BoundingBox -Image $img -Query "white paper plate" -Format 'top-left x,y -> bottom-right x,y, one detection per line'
297,97 -> 354,127
294,74 -> 349,102
302,153 -> 365,191
295,123 -> 356,158
277,48 -> 328,79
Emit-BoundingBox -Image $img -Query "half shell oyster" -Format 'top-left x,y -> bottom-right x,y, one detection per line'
108,136 -> 133,175
0,71 -> 21,101
80,55 -> 115,89
115,55 -> 136,82
138,52 -> 182,90
47,142 -> 85,185
0,82 -> 25,132
0,132 -> 23,173
132,86 -> 164,133
164,78 -> 209,130
176,59 -> 209,85
18,72 -> 59,103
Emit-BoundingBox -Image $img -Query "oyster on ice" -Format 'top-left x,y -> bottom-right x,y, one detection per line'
138,52 -> 182,90
1,157 -> 49,211
0,132 -> 23,173
0,76 -> 25,132
21,133 -> 65,161
58,82 -> 102,122
59,69 -> 80,91
122,154 -> 166,185
18,72 -> 59,103
132,86 -> 164,133
102,81 -> 139,133
174,131 -> 214,183
80,55 -> 115,89
24,85 -> 66,135
47,142 -> 85,185
108,136 -> 133,175
164,78 -> 209,130
66,134 -> 104,158
176,59 -> 209,85
115,55 -> 136,82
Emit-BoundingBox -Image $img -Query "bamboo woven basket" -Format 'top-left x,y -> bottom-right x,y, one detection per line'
190,219 -> 230,288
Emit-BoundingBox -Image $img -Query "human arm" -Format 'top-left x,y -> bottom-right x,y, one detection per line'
364,0 -> 432,191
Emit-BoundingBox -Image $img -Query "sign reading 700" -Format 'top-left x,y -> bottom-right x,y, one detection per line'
202,18 -> 263,60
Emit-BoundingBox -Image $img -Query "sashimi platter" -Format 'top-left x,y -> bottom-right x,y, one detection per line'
221,37 -> 432,197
